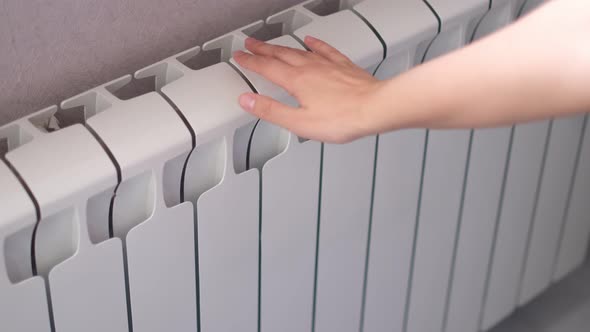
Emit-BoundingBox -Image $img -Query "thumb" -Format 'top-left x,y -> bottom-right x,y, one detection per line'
238,93 -> 302,130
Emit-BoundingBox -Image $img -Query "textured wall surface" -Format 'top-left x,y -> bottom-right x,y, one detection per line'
0,0 -> 303,126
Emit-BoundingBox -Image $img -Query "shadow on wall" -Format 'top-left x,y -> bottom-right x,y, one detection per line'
0,0 -> 303,126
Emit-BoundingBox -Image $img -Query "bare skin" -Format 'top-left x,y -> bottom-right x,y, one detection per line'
233,0 -> 590,144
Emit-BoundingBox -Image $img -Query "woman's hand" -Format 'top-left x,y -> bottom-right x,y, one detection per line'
234,0 -> 590,141
233,36 -> 384,144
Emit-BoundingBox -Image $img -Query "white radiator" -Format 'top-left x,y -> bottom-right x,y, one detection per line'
0,0 -> 588,332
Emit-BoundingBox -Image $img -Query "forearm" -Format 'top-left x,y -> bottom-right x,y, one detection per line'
234,0 -> 590,143
369,0 -> 590,133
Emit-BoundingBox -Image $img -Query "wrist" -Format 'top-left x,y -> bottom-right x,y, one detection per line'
360,79 -> 407,135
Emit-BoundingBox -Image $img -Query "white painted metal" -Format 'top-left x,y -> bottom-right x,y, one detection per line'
472,1 -> 527,41
203,23 -> 302,177
205,24 -> 323,332
407,130 -> 471,332
0,157 -> 51,332
478,1 -> 554,328
5,121 -> 129,332
140,55 -> 259,332
312,138 -> 376,332
444,2 -> 525,332
520,0 -> 547,16
350,1 -> 438,331
445,127 -> 512,332
268,3 -> 383,332
61,79 -> 197,332
480,120 -> 551,331
267,1 -> 384,72
422,0 -> 489,62
257,135 -> 321,332
553,115 -> 590,281
365,130 -> 430,332
519,115 -> 586,305
405,1 -> 489,332
354,0 -> 439,80
192,150 -> 259,332
246,43 -> 321,332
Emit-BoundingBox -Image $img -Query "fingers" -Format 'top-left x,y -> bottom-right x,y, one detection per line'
238,93 -> 305,132
304,36 -> 353,66
233,51 -> 297,90
244,38 -> 309,66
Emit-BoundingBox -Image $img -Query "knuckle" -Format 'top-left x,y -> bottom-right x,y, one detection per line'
296,49 -> 310,57
290,69 -> 306,84
237,54 -> 252,65
274,46 -> 288,56
242,55 -> 261,70
255,56 -> 274,72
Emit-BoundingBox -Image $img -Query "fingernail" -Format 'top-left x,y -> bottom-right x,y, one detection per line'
304,35 -> 317,43
239,93 -> 256,112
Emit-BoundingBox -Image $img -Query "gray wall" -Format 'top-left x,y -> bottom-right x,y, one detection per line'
0,0 -> 302,126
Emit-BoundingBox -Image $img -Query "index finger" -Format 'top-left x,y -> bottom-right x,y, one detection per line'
233,51 -> 297,93
244,38 -> 309,66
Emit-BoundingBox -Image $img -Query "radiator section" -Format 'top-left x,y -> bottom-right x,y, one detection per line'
1,2 -> 585,332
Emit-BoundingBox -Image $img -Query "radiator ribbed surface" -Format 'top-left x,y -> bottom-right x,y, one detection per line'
2,1 -> 587,332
